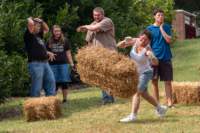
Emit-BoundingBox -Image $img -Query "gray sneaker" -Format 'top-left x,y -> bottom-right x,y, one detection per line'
156,105 -> 168,117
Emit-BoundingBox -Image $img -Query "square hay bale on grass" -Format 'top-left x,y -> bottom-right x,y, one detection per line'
23,96 -> 62,122
172,82 -> 200,104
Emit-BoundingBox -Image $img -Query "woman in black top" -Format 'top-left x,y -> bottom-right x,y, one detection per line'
47,25 -> 74,103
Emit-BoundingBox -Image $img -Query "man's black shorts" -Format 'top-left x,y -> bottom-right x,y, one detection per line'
152,60 -> 173,81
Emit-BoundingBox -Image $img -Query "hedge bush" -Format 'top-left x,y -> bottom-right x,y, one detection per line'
0,51 -> 11,102
0,51 -> 30,102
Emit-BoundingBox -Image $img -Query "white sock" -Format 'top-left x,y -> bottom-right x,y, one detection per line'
130,112 -> 137,117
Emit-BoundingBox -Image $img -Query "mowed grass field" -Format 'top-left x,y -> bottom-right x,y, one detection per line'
0,39 -> 200,133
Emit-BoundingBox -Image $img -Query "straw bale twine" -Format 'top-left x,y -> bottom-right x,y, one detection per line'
172,82 -> 200,104
76,46 -> 139,98
23,96 -> 62,122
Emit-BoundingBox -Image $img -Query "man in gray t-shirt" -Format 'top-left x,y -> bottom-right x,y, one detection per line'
77,7 -> 116,104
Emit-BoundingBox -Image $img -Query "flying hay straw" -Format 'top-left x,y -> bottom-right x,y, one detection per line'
76,46 -> 139,98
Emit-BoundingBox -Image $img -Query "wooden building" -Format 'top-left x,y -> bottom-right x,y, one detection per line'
172,10 -> 197,40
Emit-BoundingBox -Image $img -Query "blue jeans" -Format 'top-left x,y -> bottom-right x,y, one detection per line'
102,91 -> 114,102
28,61 -> 56,97
138,70 -> 153,92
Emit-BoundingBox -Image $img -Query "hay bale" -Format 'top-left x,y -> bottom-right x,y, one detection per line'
172,82 -> 200,104
23,96 -> 62,122
76,46 -> 139,98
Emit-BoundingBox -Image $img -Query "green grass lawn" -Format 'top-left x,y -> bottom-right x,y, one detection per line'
172,39 -> 200,81
0,39 -> 200,133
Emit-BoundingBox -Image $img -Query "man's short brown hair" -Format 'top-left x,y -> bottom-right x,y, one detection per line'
153,8 -> 164,16
93,7 -> 104,15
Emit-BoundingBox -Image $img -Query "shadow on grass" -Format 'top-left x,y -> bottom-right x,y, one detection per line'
62,96 -> 102,117
0,96 -> 102,122
0,104 -> 23,121
124,117 -> 179,124
0,88 -> 103,122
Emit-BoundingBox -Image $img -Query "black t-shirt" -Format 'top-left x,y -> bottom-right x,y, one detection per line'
46,38 -> 70,65
24,29 -> 48,62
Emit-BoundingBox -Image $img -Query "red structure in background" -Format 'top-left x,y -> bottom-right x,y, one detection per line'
172,10 -> 197,40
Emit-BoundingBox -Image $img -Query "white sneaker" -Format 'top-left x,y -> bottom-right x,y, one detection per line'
155,105 -> 168,117
120,114 -> 137,123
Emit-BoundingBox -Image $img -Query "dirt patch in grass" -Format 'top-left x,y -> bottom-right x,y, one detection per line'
0,106 -> 22,121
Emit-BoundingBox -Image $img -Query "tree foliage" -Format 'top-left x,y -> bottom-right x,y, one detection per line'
0,51 -> 29,102
0,0 -> 174,55
0,0 -> 174,101
0,0 -> 43,55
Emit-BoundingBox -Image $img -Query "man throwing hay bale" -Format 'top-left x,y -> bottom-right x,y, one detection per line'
23,96 -> 62,122
76,45 -> 139,98
77,7 -> 117,104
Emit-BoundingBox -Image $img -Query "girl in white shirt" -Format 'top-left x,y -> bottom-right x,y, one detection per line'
117,29 -> 167,122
